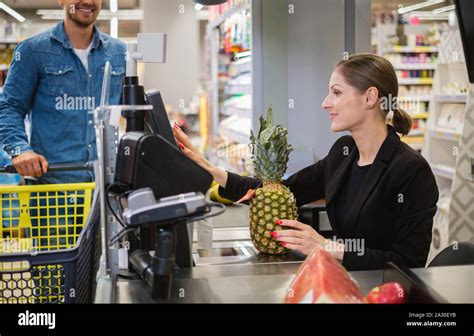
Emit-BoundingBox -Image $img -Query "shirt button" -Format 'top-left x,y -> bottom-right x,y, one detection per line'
88,120 -> 93,125
88,144 -> 92,148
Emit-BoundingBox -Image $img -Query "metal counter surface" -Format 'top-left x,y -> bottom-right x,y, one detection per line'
410,265 -> 474,303
113,205 -> 473,303
115,260 -> 383,303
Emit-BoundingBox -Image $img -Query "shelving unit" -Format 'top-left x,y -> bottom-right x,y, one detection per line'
0,39 -> 20,45
206,0 -> 252,174
434,94 -> 468,103
422,27 -> 474,262
377,22 -> 443,152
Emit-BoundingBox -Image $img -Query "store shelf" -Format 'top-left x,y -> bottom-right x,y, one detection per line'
219,116 -> 251,144
399,95 -> 432,102
429,127 -> 461,141
398,78 -> 434,85
229,58 -> 251,77
387,46 -> 439,53
435,94 -> 468,103
393,64 -> 437,70
0,39 -> 20,44
430,163 -> 455,180
221,105 -> 251,118
224,83 -> 252,95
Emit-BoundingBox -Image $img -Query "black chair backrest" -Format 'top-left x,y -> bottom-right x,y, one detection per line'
428,242 -> 474,267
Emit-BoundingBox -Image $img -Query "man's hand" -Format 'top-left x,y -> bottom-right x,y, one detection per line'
12,151 -> 48,177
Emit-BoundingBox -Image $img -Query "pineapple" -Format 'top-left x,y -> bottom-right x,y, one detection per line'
249,106 -> 298,254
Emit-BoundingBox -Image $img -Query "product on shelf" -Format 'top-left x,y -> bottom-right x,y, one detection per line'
400,100 -> 429,113
409,119 -> 427,134
436,104 -> 465,132
441,82 -> 470,95
222,94 -> 251,118
208,0 -> 249,21
218,10 -> 251,54
0,68 -> 7,88
396,69 -> 435,79
386,52 -> 438,65
399,85 -> 432,96
0,45 -> 14,88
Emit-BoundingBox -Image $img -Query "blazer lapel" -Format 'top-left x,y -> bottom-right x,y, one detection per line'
326,146 -> 359,205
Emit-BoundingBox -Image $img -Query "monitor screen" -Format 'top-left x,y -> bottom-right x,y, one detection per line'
455,0 -> 474,83
139,89 -> 206,268
144,89 -> 178,147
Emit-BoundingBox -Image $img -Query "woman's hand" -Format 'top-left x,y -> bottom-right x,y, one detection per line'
172,122 -> 228,187
272,219 -> 344,260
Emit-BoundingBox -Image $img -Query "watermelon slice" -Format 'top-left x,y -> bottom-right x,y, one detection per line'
284,248 -> 364,303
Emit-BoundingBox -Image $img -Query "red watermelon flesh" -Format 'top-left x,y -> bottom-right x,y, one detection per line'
284,248 -> 363,303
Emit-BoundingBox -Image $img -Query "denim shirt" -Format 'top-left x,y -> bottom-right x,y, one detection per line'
0,21 -> 126,183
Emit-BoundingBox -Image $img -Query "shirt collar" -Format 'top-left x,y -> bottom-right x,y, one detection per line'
50,21 -> 107,50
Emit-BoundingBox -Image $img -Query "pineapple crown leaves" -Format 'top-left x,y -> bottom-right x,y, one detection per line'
250,106 -> 293,182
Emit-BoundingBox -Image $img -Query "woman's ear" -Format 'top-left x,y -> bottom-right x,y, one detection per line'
365,87 -> 379,109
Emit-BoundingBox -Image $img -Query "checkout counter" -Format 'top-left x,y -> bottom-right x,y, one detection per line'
111,205 -> 474,304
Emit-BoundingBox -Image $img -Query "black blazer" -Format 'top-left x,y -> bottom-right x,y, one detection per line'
219,126 -> 439,271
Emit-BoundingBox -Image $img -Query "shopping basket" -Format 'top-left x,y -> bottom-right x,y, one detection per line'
0,163 -> 98,304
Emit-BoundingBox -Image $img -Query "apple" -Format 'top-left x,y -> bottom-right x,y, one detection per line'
365,282 -> 407,304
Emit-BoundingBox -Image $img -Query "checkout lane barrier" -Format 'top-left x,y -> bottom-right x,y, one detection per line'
0,163 -> 97,304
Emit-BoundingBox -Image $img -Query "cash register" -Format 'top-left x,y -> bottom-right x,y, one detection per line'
105,34 -> 223,301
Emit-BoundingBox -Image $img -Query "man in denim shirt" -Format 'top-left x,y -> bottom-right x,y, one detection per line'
0,0 -> 126,184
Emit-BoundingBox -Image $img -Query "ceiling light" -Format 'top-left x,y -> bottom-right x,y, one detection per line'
409,11 -> 450,20
433,4 -> 455,14
0,2 -> 26,22
398,0 -> 445,14
110,17 -> 118,38
110,0 -> 118,13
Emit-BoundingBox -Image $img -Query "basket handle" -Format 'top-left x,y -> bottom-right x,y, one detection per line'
0,260 -> 32,273
0,162 -> 94,174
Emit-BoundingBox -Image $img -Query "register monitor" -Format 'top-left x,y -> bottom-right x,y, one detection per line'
144,89 -> 178,148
